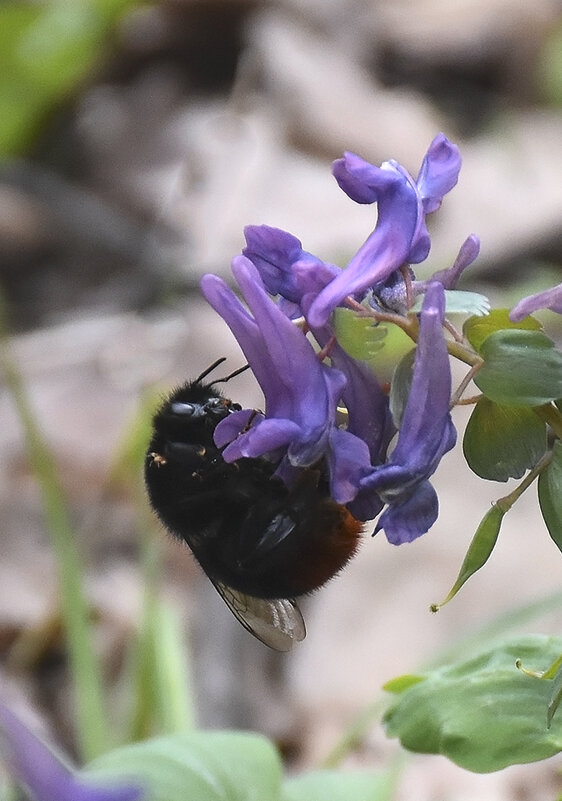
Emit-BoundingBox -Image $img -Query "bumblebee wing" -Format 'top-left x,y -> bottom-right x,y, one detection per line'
213,581 -> 306,651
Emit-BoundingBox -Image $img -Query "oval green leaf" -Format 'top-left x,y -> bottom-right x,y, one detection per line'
83,731 -> 282,801
474,329 -> 562,406
464,308 -> 542,353
538,440 -> 562,552
463,397 -> 546,481
383,635 -> 562,772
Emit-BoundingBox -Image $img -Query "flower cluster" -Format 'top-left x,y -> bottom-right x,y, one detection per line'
201,134 -> 479,545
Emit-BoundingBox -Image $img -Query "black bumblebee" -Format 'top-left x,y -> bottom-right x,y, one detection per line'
145,358 -> 362,650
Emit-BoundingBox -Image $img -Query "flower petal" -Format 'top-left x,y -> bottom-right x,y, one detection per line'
0,706 -> 142,801
326,426 -> 373,504
213,409 -> 263,449
416,133 -> 461,213
375,480 -> 439,544
359,282 -> 456,539
222,418 -> 301,461
509,283 -> 562,322
389,282 -> 454,468
429,234 -> 481,289
243,225 -> 339,308
332,152 -> 402,204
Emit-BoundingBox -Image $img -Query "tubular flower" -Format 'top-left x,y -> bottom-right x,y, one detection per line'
307,133 -> 461,328
242,224 -> 340,320
509,283 -> 562,322
428,234 -> 481,290
359,282 -> 457,544
200,256 -> 373,504
0,706 -> 142,801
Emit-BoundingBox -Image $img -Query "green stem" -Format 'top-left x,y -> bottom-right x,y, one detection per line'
0,300 -> 108,761
534,403 -> 562,441
344,297 -> 420,340
446,338 -> 481,367
450,361 -> 483,407
495,449 -> 553,513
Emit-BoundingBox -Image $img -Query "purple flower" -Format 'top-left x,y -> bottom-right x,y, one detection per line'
428,234 -> 481,290
242,224 -> 340,319
509,283 -> 562,322
329,342 -> 394,466
200,256 -> 373,504
359,282 -> 456,544
410,234 -> 483,311
0,706 -> 142,801
307,134 -> 461,328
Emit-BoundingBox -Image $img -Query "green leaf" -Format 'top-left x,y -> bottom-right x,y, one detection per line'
431,504 -> 505,610
463,397 -> 546,481
282,770 -> 393,801
383,635 -> 562,772
538,440 -> 562,551
382,674 -> 426,694
389,348 -> 415,427
474,329 -> 562,406
445,290 -> 491,316
0,0 -> 137,157
464,308 -> 542,353
333,308 -> 387,360
411,290 -> 490,317
84,731 -> 283,801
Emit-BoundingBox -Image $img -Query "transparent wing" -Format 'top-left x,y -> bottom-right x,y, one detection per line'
213,581 -> 306,651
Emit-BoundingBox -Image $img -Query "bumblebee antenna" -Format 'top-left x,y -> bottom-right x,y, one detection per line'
195,358 -> 250,386
195,357 -> 228,384
210,363 -> 250,386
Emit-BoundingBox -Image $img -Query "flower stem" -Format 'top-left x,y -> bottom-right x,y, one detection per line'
495,450 -> 554,513
450,362 -> 483,408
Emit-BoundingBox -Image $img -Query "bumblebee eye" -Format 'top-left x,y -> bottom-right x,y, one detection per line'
170,402 -> 198,416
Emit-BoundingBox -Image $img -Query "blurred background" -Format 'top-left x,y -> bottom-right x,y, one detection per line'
1,1 -> 562,799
